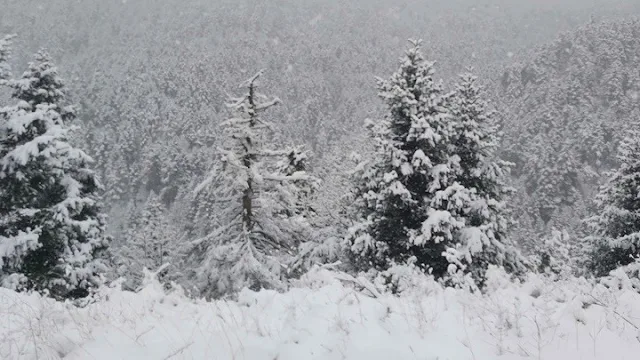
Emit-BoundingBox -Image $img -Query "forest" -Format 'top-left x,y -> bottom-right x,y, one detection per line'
2,1 -> 640,359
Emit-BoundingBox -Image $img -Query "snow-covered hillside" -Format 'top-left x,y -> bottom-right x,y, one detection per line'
2,268 -> 640,360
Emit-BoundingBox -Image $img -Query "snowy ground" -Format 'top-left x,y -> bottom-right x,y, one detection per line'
2,268 -> 640,360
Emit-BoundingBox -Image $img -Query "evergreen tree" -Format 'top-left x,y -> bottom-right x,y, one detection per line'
117,191 -> 179,289
346,41 -> 523,283
188,71 -> 317,298
446,72 -> 524,281
584,131 -> 640,276
0,51 -> 108,298
0,34 -> 15,82
346,39 -> 457,277
273,146 -> 319,218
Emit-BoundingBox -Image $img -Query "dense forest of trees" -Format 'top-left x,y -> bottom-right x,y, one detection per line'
2,0 -> 638,242
498,19 -> 640,255
2,1 -> 640,300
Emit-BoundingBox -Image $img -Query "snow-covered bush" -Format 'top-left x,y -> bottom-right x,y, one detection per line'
531,228 -> 574,278
599,256 -> 640,292
371,258 -> 441,296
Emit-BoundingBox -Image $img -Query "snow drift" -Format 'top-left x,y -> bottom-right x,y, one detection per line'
1,267 -> 640,360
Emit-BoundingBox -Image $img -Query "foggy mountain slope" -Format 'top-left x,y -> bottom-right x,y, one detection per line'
497,18 -> 640,250
1,0 -> 639,238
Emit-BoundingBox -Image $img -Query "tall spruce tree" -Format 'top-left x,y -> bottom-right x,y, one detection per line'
346,41 -> 522,283
584,131 -> 640,276
347,39 -> 458,277
0,51 -> 108,298
446,72 -> 524,281
188,71 -> 317,298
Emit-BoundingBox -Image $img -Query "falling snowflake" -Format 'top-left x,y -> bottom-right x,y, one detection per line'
507,52 -> 514,58
630,90 -> 639,101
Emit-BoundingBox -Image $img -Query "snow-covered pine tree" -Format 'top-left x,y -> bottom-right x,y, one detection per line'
445,71 -> 524,282
0,51 -> 108,299
0,34 -> 16,82
346,41 -> 523,284
0,33 -> 14,160
273,146 -> 319,218
116,191 -> 179,289
584,131 -> 640,276
189,71 -> 316,298
346,39 -> 459,277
